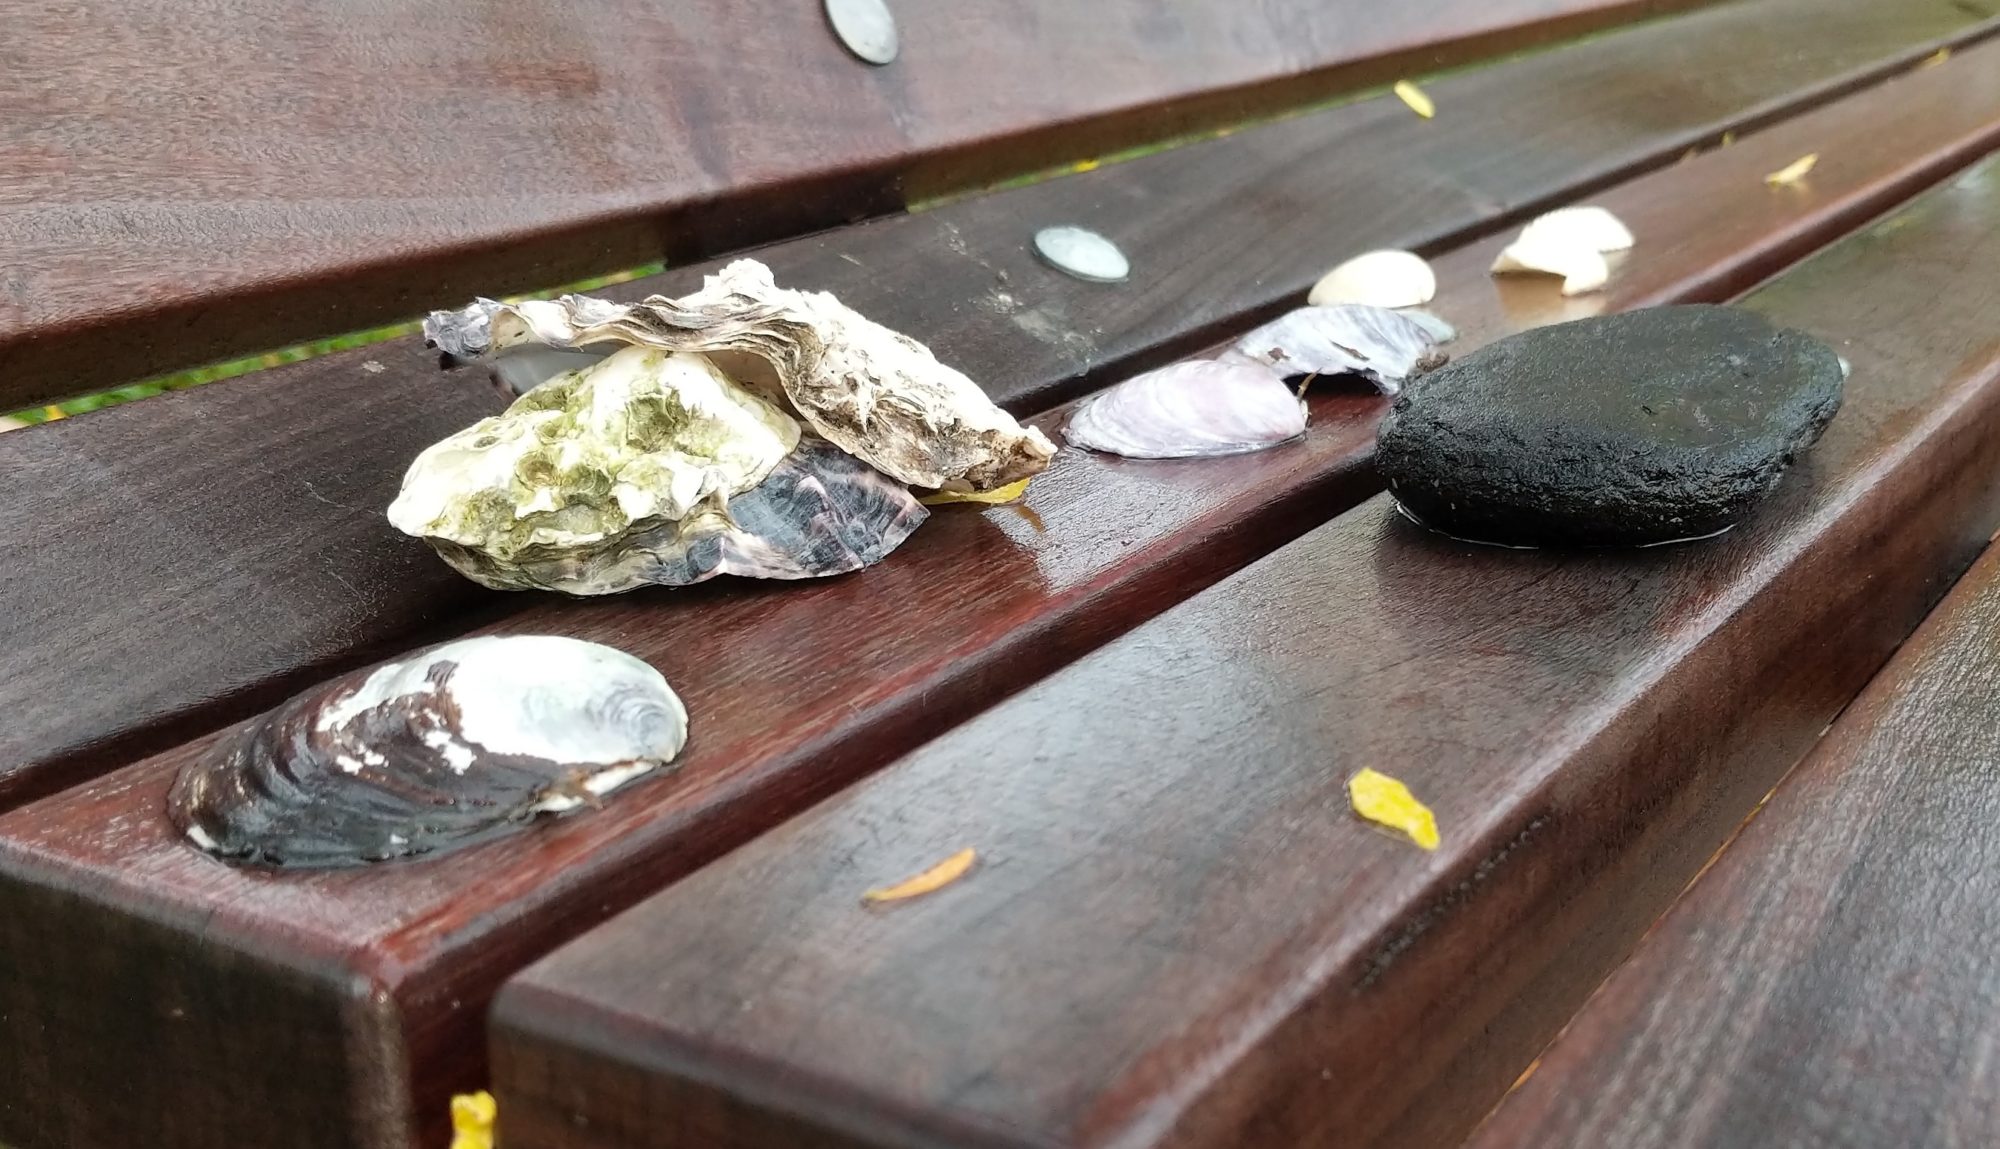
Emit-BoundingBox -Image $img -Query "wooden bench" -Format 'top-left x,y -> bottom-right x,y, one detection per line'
3,3 -> 1999,1147
1465,532 -> 2000,1149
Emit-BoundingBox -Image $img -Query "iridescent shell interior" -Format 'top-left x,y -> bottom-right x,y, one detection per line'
169,635 -> 687,869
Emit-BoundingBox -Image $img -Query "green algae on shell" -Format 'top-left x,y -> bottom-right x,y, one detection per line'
426,437 -> 930,593
387,343 -> 800,586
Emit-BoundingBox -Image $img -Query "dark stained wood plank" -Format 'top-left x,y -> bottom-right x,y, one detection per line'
1464,541 -> 2000,1149
8,3 -> 1997,811
0,0 -> 1718,409
6,101 -> 2000,1149
485,160 -> 2000,1149
0,342 -> 512,810
624,0 -> 1998,419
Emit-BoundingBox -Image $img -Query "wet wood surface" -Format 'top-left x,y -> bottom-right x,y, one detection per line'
6,0 -> 1994,811
485,160 -> 2000,1149
1465,540 -> 2000,1149
7,86 -> 2000,1148
0,0 -> 1720,409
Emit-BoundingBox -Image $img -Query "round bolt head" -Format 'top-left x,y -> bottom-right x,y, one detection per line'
826,0 -> 898,65
1032,226 -> 1130,284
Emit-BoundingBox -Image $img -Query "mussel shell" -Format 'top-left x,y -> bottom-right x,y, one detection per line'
1065,359 -> 1307,459
169,636 -> 687,868
427,438 -> 929,593
1231,305 -> 1449,396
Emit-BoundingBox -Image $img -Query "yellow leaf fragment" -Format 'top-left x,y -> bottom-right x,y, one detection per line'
1072,158 -> 1102,173
920,478 -> 1032,506
864,847 -> 978,903
1393,80 -> 1435,119
1919,46 -> 1951,69
1765,153 -> 1819,187
449,1091 -> 497,1149
1348,768 -> 1440,851
1720,130 -> 1735,147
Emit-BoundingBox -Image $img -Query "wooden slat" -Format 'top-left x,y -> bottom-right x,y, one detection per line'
0,0 -> 1713,409
485,160 -> 2000,1149
4,78 -> 1999,1149
6,0 -> 1993,809
1464,538 -> 2000,1149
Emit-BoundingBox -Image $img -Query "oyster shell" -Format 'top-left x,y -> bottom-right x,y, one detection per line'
429,438 -> 929,592
388,343 -> 801,581
1230,305 -> 1450,396
425,259 -> 1056,493
169,636 -> 687,868
1065,359 -> 1306,459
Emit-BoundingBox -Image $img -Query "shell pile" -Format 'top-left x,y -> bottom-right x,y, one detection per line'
1065,304 -> 1452,460
170,636 -> 688,868
397,260 -> 1055,595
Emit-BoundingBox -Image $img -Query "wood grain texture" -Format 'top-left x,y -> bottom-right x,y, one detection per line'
1464,549 -> 2000,1149
0,342 -> 513,811
0,0 -> 1718,409
486,159 -> 2000,1149
7,1 -> 1996,811
8,90 -> 1997,1147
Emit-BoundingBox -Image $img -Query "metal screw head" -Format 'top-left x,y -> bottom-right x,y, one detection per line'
826,0 -> 898,65
1032,226 -> 1130,284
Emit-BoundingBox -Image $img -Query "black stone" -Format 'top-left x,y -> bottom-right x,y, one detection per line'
1374,305 -> 1844,548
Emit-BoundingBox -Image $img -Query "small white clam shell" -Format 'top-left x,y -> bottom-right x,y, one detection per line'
1518,206 -> 1635,253
1065,360 -> 1306,459
1490,238 -> 1611,296
1308,250 -> 1437,309
1230,305 -> 1450,396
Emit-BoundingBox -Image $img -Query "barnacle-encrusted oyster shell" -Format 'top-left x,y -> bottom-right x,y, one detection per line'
425,259 -> 1056,493
430,438 -> 929,593
388,343 -> 801,576
169,636 -> 688,868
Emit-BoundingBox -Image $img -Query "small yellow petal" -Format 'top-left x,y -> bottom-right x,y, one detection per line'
1393,80 -> 1435,120
1348,768 -> 1440,851
920,478 -> 1032,506
1072,158 -> 1101,173
863,847 -> 978,903
1919,46 -> 1951,69
1720,130 -> 1736,147
1765,153 -> 1819,187
449,1091 -> 497,1149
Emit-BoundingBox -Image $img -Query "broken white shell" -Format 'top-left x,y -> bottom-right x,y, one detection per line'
1491,206 -> 1631,296
1490,238 -> 1612,297
169,636 -> 688,868
1401,310 -> 1459,344
425,259 -> 1055,493
1517,206 -> 1635,253
1065,360 -> 1306,459
1229,305 -> 1450,396
1308,250 -> 1437,309
388,343 -> 803,586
